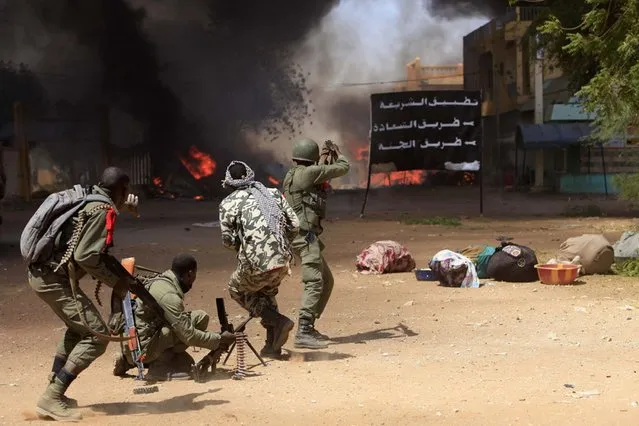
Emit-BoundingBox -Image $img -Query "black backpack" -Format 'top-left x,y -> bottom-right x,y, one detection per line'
486,242 -> 538,282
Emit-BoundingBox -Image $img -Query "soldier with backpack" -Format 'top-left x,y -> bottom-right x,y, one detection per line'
23,167 -> 146,422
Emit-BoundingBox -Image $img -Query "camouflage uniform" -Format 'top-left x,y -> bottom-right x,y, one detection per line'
283,140 -> 350,348
219,184 -> 299,355
27,185 -> 126,420
220,186 -> 299,309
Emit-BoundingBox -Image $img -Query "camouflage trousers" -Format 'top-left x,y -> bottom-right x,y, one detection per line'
28,264 -> 108,371
228,265 -> 290,318
292,233 -> 334,322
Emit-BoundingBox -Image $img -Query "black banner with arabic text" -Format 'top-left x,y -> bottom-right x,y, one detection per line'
370,90 -> 482,171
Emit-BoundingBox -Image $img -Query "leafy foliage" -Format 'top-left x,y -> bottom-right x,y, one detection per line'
613,173 -> 639,202
533,0 -> 639,138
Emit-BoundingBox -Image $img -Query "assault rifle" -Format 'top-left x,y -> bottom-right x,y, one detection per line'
192,298 -> 266,382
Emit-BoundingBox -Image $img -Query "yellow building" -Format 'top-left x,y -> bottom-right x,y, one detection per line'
462,6 -> 576,187
463,6 -> 564,117
395,58 -> 464,92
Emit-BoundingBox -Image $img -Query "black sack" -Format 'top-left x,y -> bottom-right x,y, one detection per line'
486,242 -> 538,282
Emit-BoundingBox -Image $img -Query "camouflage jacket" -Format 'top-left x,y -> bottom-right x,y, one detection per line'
135,270 -> 222,351
219,187 -> 299,274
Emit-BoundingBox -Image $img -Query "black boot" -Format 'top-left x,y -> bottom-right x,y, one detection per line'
294,319 -> 328,350
308,325 -> 330,341
260,307 -> 294,353
259,326 -> 283,359
146,350 -> 192,381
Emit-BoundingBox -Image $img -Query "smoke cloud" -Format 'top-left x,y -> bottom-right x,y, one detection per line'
289,0 -> 490,186
0,0 -> 496,190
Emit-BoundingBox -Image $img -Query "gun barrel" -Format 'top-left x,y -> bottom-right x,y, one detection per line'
216,297 -> 232,332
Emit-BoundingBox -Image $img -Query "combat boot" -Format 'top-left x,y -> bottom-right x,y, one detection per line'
260,307 -> 295,353
294,320 -> 328,350
112,351 -> 134,377
259,327 -> 282,359
146,350 -> 192,381
46,372 -> 78,409
308,325 -> 330,341
36,376 -> 82,422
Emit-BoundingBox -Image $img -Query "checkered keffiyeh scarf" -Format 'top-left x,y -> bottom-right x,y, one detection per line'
222,161 -> 288,249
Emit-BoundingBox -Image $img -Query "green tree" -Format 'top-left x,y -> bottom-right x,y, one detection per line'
530,0 -> 639,139
0,61 -> 47,128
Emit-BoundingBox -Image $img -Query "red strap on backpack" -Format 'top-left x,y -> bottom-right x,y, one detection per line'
105,207 -> 117,247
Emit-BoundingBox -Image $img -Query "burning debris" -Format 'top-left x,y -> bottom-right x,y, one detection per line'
180,145 -> 217,180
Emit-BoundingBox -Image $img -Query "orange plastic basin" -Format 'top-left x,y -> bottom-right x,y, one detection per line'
534,264 -> 580,285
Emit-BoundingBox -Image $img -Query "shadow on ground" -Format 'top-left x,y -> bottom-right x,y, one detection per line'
330,323 -> 418,345
85,389 -> 228,416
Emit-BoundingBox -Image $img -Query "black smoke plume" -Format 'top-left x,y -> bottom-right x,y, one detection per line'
1,0 -> 342,187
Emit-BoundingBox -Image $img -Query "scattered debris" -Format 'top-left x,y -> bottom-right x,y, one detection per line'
573,390 -> 600,398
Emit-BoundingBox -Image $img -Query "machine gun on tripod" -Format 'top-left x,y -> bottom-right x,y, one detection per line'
192,297 -> 267,382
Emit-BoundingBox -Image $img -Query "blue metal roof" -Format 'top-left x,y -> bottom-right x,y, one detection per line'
516,122 -> 593,149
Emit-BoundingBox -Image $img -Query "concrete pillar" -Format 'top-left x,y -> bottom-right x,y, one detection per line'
533,37 -> 545,189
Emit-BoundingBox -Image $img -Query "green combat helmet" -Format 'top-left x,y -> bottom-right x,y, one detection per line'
292,138 -> 320,163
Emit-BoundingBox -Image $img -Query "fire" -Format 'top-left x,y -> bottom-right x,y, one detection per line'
369,170 -> 427,187
353,144 -> 426,187
355,146 -> 368,161
268,176 -> 280,186
194,195 -> 204,200
180,145 -> 216,180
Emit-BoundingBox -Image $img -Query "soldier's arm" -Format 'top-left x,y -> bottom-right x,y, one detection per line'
276,190 -> 299,241
157,293 -> 222,350
73,208 -> 122,287
300,154 -> 350,187
219,199 -> 238,250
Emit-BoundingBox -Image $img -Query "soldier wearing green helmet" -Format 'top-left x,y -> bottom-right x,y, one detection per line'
283,138 -> 350,349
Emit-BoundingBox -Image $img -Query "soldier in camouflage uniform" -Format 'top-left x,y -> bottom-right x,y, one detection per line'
113,253 -> 235,380
27,167 -> 140,422
219,161 -> 300,359
283,138 -> 350,349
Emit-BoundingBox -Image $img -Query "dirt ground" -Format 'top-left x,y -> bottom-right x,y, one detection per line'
2,187 -> 639,425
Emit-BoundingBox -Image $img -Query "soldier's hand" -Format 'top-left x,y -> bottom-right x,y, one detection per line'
124,193 -> 140,218
220,331 -> 236,347
330,142 -> 342,155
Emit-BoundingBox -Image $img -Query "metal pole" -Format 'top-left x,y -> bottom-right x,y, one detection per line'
600,144 -> 608,198
14,102 -> 31,201
360,97 -> 374,218
479,90 -> 484,216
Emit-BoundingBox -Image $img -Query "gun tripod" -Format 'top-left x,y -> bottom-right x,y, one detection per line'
215,298 -> 267,370
221,315 -> 267,368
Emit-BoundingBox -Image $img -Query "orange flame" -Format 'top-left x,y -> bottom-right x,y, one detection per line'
369,170 -> 427,187
180,145 -> 216,180
268,176 -> 280,186
354,144 -> 426,187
